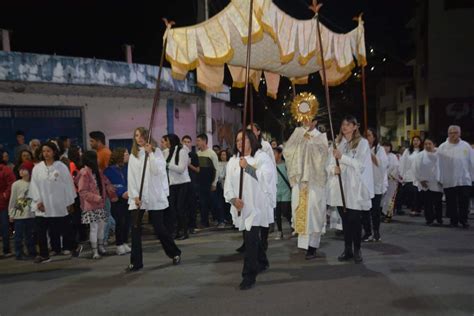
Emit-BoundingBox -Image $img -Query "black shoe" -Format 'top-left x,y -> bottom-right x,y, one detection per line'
177,235 -> 189,240
373,231 -> 381,242
189,228 -> 196,235
239,279 -> 255,290
426,221 -> 434,226
174,234 -> 183,240
258,263 -> 269,273
338,250 -> 354,262
72,245 -> 83,258
461,223 -> 470,229
125,264 -> 143,273
354,249 -> 363,263
449,223 -> 459,228
236,244 -> 245,253
362,233 -> 373,242
172,255 -> 181,265
305,247 -> 317,260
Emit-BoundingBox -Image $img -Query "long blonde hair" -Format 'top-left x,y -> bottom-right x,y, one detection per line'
335,115 -> 362,150
131,127 -> 157,158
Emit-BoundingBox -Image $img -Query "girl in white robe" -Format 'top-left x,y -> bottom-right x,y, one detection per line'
414,138 -> 443,225
225,130 -> 275,290
126,127 -> 181,272
399,136 -> 423,216
28,142 -> 76,263
327,116 -> 373,263
362,128 -> 388,242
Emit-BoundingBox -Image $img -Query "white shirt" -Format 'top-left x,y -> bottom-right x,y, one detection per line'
386,152 -> 400,181
399,148 -> 421,183
438,139 -> 474,188
165,146 -> 191,186
128,148 -> 169,211
224,150 -> 276,231
414,150 -> 442,192
327,137 -> 374,211
371,145 -> 389,195
28,161 -> 76,217
261,139 -> 277,210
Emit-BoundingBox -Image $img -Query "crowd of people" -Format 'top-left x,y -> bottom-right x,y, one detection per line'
0,121 -> 473,290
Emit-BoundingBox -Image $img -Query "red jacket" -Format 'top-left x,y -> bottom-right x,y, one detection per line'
0,164 -> 16,211
75,167 -> 117,212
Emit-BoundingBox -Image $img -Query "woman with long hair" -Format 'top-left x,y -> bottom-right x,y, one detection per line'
362,128 -> 388,242
28,142 -> 77,263
126,127 -> 181,272
105,147 -> 131,255
224,129 -> 275,290
164,134 -> 191,240
14,149 -> 33,179
399,136 -> 423,216
381,142 -> 400,222
76,151 -> 117,259
327,116 -> 374,263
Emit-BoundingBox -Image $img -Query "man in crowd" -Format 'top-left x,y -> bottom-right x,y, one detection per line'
182,135 -> 200,234
89,131 -> 111,171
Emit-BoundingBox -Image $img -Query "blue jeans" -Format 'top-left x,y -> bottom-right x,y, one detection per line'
0,210 -> 11,254
103,198 -> 116,243
14,218 -> 36,257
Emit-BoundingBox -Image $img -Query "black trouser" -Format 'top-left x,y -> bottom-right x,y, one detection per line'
188,181 -> 199,230
444,186 -> 471,225
130,209 -> 181,268
362,194 -> 382,235
338,207 -> 362,252
37,215 -> 72,257
275,201 -> 291,232
421,190 -> 443,224
169,183 -> 191,236
198,183 -> 213,227
242,226 -> 269,283
111,198 -> 130,246
70,197 -> 88,245
401,182 -> 422,212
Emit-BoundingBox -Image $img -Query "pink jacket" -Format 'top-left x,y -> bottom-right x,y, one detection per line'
75,167 -> 117,212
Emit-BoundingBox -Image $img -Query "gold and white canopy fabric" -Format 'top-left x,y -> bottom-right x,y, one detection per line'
165,0 -> 367,97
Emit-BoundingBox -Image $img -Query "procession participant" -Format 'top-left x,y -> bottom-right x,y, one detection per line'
224,130 -> 274,290
126,127 -> 181,272
327,116 -> 373,263
381,142 -> 400,223
283,115 -> 328,260
399,136 -> 423,216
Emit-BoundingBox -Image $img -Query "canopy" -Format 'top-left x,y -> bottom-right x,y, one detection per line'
165,0 -> 367,97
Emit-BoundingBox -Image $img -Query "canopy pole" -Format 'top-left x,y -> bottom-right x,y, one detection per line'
310,0 -> 346,211
361,65 -> 368,133
137,18 -> 175,216
238,0 -> 255,216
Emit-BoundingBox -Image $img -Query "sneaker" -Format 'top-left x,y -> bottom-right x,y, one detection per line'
362,234 -> 373,242
125,264 -> 143,273
373,231 -> 381,242
123,244 -> 131,253
72,245 -> 83,258
50,251 -> 60,257
2,252 -> 14,259
172,255 -> 181,265
34,256 -> 51,264
62,250 -> 72,256
92,249 -> 101,259
274,231 -> 283,240
217,222 -> 226,229
116,245 -> 127,256
98,245 -> 107,255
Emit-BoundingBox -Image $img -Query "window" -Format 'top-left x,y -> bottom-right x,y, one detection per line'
406,107 -> 412,125
418,105 -> 426,125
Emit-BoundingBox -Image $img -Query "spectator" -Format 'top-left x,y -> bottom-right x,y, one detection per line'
104,147 -> 131,255
8,161 -> 36,260
196,134 -> 220,228
182,135 -> 200,234
76,150 -> 117,259
0,148 -> 16,258
215,149 -> 230,228
28,142 -> 77,263
14,130 -> 30,161
273,147 -> 291,240
89,131 -> 111,171
59,136 -> 71,159
381,142 -> 400,222
213,145 -> 221,155
271,140 -> 278,149
2,150 -> 14,170
29,139 -> 41,162
13,149 -> 33,179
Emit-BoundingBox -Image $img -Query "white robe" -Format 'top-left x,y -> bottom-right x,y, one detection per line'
128,148 -> 169,211
283,127 -> 328,249
437,139 -> 474,188
327,137 -> 374,211
399,149 -> 421,184
261,139 -> 277,224
224,150 -> 276,231
28,161 -> 76,218
414,150 -> 442,192
382,153 -> 400,216
372,145 -> 389,195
